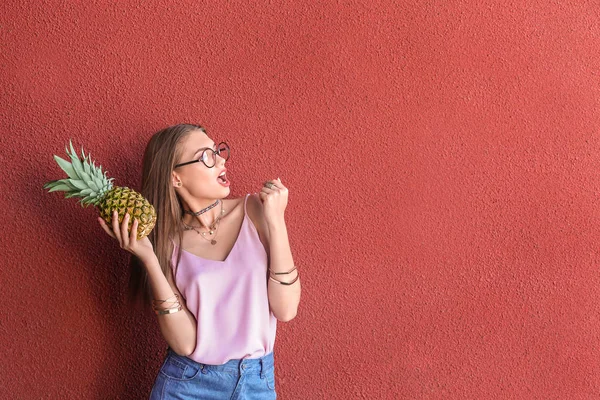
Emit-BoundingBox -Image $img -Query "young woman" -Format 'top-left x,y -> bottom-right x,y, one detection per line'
99,123 -> 301,399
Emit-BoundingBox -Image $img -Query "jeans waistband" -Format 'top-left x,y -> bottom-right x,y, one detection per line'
166,348 -> 274,376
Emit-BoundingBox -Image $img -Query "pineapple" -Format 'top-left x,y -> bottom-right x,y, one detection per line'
44,141 -> 156,239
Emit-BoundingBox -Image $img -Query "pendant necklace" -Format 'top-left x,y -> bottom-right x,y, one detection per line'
182,201 -> 226,245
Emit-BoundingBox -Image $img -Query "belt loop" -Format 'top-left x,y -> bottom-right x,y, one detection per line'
260,357 -> 265,379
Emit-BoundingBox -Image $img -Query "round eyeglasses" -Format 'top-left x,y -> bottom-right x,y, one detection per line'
174,142 -> 230,169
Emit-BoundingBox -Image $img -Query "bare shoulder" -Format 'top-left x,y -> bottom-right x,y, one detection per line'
222,196 -> 245,214
245,193 -> 270,245
245,193 -> 265,228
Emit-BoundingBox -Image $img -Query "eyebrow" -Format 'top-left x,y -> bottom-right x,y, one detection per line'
193,143 -> 216,156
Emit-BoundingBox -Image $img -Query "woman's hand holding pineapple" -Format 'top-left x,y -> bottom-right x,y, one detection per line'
98,211 -> 156,265
43,141 -> 158,265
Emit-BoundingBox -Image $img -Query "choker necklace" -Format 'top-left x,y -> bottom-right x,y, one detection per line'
182,201 -> 226,245
184,199 -> 220,216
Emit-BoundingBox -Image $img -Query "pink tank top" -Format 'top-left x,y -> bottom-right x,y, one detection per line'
172,194 -> 277,365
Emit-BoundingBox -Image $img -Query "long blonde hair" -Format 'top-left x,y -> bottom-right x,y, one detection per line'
129,123 -> 205,304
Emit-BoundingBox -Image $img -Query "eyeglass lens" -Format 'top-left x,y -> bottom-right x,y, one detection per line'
202,143 -> 230,167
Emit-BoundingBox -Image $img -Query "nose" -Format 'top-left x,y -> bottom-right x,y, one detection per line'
215,154 -> 226,167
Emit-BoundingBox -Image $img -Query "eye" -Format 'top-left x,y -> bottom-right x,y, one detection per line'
201,149 -> 212,164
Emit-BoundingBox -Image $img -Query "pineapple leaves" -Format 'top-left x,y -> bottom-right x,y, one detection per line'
78,196 -> 96,207
68,141 -> 86,179
82,148 -> 92,177
44,178 -> 79,192
45,140 -> 114,207
69,179 -> 89,190
45,182 -> 75,193
53,156 -> 78,179
79,188 -> 95,196
87,180 -> 99,192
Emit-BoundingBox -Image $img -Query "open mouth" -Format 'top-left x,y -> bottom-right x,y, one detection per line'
217,170 -> 230,186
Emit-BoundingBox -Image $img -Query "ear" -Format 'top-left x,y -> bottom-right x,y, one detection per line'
172,171 -> 182,188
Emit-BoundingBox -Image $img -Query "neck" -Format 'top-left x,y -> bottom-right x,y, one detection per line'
182,199 -> 222,229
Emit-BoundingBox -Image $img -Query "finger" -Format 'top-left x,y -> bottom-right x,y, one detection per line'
111,210 -> 122,242
259,192 -> 268,202
276,178 -> 287,191
129,218 -> 139,244
264,180 -> 283,190
270,178 -> 285,189
121,213 -> 130,247
261,186 -> 277,195
98,217 -> 117,239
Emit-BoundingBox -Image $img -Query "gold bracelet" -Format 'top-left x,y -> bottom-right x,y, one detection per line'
155,306 -> 182,315
152,294 -> 179,306
153,300 -> 181,312
269,274 -> 300,286
268,266 -> 297,275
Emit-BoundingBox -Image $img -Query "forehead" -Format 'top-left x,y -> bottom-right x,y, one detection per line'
180,130 -> 214,155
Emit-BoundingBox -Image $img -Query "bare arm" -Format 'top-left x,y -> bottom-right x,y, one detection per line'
143,255 -> 197,356
265,218 -> 301,321
99,212 -> 197,356
255,179 -> 301,321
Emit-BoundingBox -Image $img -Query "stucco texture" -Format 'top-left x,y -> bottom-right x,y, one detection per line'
2,1 -> 600,399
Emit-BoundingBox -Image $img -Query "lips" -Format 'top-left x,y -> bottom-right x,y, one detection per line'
217,169 -> 230,187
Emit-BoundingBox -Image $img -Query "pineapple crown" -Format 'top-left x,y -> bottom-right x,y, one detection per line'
44,141 -> 114,207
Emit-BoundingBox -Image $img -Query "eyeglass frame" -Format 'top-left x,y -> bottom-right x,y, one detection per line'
174,142 -> 230,169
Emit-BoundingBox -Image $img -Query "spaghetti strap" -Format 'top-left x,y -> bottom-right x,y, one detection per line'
169,237 -> 180,277
243,193 -> 250,215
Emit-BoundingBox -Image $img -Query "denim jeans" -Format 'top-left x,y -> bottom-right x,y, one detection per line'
149,349 -> 276,400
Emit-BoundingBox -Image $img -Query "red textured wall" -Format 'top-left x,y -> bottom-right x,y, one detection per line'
2,1 -> 600,398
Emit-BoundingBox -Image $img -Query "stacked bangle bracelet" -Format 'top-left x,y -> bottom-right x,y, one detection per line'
152,294 -> 182,315
156,307 -> 182,315
268,266 -> 300,286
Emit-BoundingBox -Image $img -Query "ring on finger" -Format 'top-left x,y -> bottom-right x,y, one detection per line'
264,182 -> 275,190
